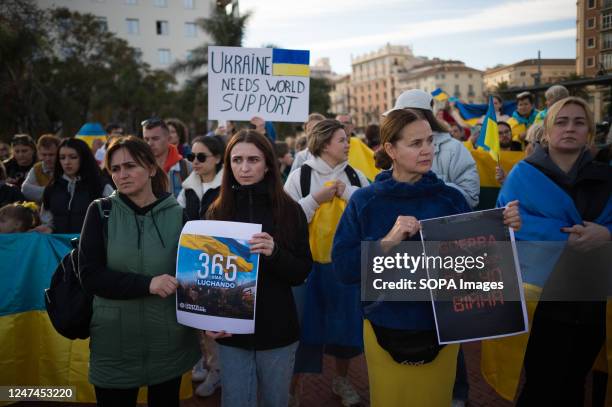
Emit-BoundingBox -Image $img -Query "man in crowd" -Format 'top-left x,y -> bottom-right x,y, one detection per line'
0,141 -> 10,161
498,121 -> 522,151
94,123 -> 124,164
21,134 -> 60,203
3,134 -> 37,188
142,118 -> 191,197
507,92 -> 539,147
535,85 -> 570,124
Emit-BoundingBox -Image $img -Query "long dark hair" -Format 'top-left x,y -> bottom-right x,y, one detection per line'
206,130 -> 301,243
49,138 -> 105,195
105,136 -> 168,196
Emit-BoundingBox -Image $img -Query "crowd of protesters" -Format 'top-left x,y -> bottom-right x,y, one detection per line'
1,83 -> 611,407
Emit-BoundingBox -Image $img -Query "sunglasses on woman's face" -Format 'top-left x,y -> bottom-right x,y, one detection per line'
187,153 -> 211,163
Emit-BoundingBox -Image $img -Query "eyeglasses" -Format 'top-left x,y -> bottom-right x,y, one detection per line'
186,152 -> 211,163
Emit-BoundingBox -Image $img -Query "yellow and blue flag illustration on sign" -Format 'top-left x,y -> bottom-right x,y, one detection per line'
272,48 -> 310,77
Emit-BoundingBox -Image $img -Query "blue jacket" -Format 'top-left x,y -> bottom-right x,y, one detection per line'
332,170 -> 471,330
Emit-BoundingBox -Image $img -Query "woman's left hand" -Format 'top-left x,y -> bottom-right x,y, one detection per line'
249,232 -> 275,256
503,200 -> 521,231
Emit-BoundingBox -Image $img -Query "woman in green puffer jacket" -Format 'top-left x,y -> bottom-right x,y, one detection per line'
79,136 -> 200,407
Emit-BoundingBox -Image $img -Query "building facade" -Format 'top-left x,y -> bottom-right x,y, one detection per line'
329,74 -> 351,116
577,0 -> 612,76
397,60 -> 485,104
483,59 -> 576,91
350,44 -> 423,127
37,0 -> 219,78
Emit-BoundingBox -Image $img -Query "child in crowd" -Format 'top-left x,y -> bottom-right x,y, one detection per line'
0,202 -> 41,233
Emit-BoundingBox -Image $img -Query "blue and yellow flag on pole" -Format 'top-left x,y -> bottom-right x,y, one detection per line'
272,49 -> 310,77
476,96 -> 500,162
431,88 -> 449,101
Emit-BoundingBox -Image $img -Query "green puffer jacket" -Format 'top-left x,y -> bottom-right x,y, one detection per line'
89,193 -> 200,388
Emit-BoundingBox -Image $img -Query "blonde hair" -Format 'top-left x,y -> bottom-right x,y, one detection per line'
544,97 -> 594,144
525,123 -> 545,147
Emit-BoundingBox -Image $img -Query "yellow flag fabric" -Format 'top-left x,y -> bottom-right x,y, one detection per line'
309,188 -> 347,264
74,135 -> 106,149
481,287 -> 612,402
470,148 -> 525,188
348,137 -> 380,181
0,311 -> 192,406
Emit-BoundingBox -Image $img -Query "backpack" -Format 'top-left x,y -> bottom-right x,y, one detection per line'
44,198 -> 111,340
299,163 -> 362,197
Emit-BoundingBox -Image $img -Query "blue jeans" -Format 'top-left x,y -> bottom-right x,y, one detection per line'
218,341 -> 298,407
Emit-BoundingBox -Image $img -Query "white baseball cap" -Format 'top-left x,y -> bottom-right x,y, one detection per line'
383,89 -> 433,116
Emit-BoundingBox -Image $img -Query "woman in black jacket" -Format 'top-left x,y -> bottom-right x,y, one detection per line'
40,138 -> 113,234
205,130 -> 312,407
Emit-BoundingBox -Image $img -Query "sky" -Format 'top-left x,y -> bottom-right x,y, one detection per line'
239,0 -> 577,74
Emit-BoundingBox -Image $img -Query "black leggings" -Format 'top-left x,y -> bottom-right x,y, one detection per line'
517,302 -> 605,407
94,375 -> 182,407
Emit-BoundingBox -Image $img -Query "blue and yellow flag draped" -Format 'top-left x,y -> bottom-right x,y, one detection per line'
480,162 -> 612,402
272,48 -> 310,77
0,233 -> 193,405
476,97 -> 500,162
452,99 -> 517,127
431,88 -> 449,101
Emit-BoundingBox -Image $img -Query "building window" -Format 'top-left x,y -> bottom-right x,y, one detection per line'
588,37 -> 596,48
588,0 -> 596,8
454,73 -> 459,79
154,0 -> 167,7
468,84 -> 475,97
454,84 -> 460,97
156,20 -> 169,35
184,22 -> 197,37
588,17 -> 596,29
184,0 -> 195,8
126,18 -> 139,35
134,47 -> 143,62
125,0 -> 137,4
603,32 -> 612,49
158,49 -> 171,65
440,74 -> 445,79
468,73 -> 473,79
603,12 -> 612,29
520,71 -> 526,76
605,0 -> 612,8
96,16 -> 108,32
601,53 -> 612,68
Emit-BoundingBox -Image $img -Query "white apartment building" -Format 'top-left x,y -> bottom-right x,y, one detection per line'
36,0 -> 222,79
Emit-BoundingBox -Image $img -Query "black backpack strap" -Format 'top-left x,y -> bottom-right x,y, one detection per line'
344,165 -> 362,187
299,164 -> 312,198
95,198 -> 112,246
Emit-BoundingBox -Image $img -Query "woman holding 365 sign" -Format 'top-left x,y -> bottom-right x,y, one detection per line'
332,109 -> 521,406
205,130 -> 312,407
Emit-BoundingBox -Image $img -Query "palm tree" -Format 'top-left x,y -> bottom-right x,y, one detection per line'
171,5 -> 251,86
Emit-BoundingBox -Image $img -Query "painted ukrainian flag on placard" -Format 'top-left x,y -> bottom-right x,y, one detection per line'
272,48 -> 310,77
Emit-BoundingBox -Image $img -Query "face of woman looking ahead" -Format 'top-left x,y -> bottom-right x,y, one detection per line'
59,146 -> 81,179
230,142 -> 267,186
109,147 -> 155,197
385,119 -> 434,183
547,103 -> 589,154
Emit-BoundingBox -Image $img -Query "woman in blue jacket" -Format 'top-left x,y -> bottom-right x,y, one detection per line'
332,108 -> 521,406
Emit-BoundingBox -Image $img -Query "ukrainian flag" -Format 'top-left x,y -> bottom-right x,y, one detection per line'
476,96 -> 500,162
272,48 -> 310,77
431,88 -> 449,101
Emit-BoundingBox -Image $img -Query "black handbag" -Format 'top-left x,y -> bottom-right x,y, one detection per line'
370,321 -> 444,366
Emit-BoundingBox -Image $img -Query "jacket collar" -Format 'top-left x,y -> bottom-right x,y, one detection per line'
372,170 -> 445,198
303,156 -> 347,176
181,168 -> 223,200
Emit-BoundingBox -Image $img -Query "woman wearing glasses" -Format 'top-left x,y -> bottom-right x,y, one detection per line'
177,136 -> 225,221
176,135 -> 226,397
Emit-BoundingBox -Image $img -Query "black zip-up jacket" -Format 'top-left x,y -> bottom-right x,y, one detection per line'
215,180 -> 312,350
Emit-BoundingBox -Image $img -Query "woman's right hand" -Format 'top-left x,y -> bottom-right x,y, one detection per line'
149,274 -> 179,298
312,183 -> 337,204
206,330 -> 233,339
382,216 -> 420,242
